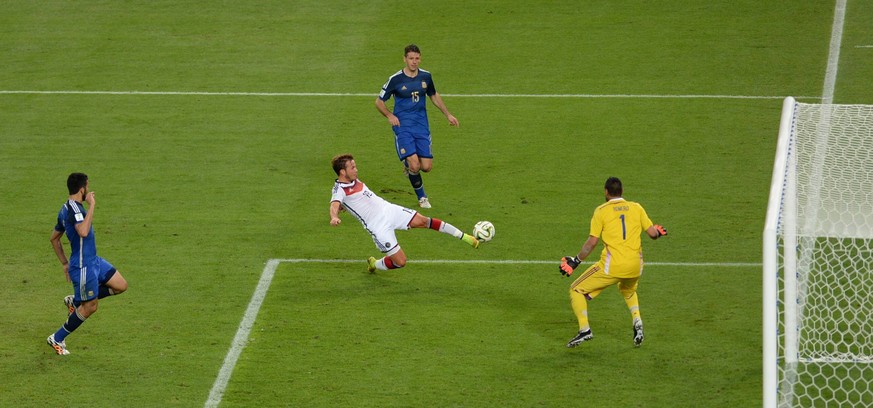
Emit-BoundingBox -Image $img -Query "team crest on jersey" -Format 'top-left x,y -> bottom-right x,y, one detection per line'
400,148 -> 406,154
421,81 -> 427,89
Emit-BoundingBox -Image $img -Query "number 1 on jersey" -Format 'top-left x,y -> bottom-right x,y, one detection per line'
619,214 -> 627,240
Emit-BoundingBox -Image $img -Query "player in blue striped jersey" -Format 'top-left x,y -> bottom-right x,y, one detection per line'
375,44 -> 459,209
47,173 -> 128,355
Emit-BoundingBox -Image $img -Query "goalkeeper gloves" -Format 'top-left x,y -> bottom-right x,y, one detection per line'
654,224 -> 668,237
560,256 -> 581,276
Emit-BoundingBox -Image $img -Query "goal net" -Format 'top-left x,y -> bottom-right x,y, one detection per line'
764,97 -> 873,407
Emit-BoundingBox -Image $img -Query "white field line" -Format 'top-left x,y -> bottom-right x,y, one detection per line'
204,257 -> 756,406
204,259 -> 280,408
0,89 -> 810,100
275,258 -> 761,267
821,0 -> 846,104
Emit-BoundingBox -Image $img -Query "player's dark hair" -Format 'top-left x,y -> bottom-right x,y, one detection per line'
67,172 -> 88,195
331,154 -> 354,175
404,44 -> 421,56
605,177 -> 623,197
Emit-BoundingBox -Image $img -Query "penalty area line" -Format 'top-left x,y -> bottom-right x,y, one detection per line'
204,256 -> 756,405
204,259 -> 280,408
275,258 -> 761,267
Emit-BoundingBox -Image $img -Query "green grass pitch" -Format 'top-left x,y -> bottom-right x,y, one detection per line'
1,1 -> 871,407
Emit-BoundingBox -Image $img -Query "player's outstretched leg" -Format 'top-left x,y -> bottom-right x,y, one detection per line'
425,218 -> 479,248
461,233 -> 479,249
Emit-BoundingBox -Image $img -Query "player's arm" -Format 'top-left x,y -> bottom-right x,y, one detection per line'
575,235 -> 600,261
428,92 -> 459,127
50,228 -> 70,282
74,192 -> 95,238
375,97 -> 400,126
560,236 -> 599,276
646,224 -> 668,240
329,201 -> 343,226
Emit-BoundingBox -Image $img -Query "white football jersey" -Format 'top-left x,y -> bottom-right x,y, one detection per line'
330,179 -> 393,225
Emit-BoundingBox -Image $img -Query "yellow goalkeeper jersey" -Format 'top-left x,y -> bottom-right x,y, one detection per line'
589,198 -> 653,276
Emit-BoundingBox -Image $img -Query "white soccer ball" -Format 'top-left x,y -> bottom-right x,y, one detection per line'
473,221 -> 495,242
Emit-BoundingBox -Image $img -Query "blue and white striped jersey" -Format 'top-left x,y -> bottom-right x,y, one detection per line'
54,199 -> 97,269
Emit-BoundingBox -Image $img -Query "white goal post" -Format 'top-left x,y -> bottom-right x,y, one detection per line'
764,97 -> 873,407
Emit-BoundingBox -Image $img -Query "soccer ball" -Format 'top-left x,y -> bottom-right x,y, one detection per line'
473,221 -> 495,242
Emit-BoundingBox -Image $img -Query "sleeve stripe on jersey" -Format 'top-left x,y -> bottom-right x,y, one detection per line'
67,199 -> 82,214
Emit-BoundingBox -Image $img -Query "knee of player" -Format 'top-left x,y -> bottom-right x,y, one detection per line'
390,253 -> 407,268
114,280 -> 129,294
109,273 -> 129,294
619,288 -> 636,299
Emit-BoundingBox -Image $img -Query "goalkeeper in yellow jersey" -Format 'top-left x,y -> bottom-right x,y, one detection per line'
559,177 -> 667,348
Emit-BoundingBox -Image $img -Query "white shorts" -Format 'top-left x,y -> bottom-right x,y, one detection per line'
366,203 -> 417,254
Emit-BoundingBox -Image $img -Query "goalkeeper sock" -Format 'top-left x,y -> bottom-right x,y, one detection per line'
408,171 -> 426,199
377,257 -> 402,270
570,290 -> 591,331
54,309 -> 87,342
623,292 -> 642,321
428,218 -> 464,239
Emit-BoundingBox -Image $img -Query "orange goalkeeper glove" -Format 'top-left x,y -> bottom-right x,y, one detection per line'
560,256 -> 581,276
654,224 -> 668,237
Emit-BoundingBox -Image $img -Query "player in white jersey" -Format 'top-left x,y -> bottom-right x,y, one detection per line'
329,154 -> 479,272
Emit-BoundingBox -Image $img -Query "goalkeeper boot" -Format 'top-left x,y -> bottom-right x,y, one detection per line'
367,256 -> 377,273
461,233 -> 480,249
633,318 -> 644,347
46,334 -> 70,355
64,295 -> 76,315
418,197 -> 432,209
566,328 -> 593,348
